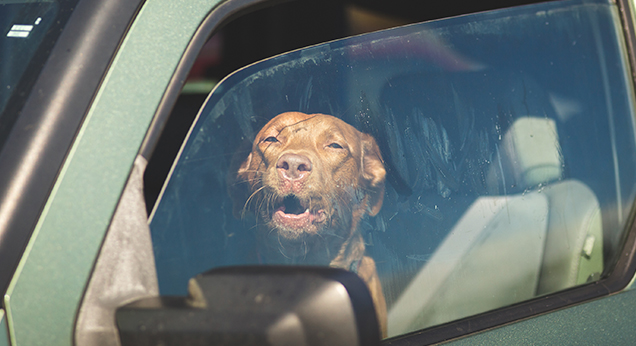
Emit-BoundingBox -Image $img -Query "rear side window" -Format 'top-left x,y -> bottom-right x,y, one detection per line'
0,0 -> 77,149
150,0 -> 636,338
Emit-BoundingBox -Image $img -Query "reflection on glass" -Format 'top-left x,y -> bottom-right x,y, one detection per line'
0,1 -> 59,137
150,0 -> 636,338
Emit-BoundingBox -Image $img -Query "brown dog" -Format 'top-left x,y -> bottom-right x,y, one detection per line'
229,111 -> 387,335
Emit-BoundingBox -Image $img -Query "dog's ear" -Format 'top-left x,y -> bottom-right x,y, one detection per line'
361,134 -> 386,216
227,140 -> 254,218
237,152 -> 253,176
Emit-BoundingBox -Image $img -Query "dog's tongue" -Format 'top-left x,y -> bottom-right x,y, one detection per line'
277,206 -> 309,217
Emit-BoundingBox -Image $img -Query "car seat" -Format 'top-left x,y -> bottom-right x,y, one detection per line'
387,117 -> 603,336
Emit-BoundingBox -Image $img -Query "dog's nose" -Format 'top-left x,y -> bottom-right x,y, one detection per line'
277,153 -> 312,180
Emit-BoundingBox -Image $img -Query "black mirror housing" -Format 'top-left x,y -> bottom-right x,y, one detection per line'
116,266 -> 381,346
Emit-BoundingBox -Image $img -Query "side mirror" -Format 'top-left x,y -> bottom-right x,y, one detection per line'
116,266 -> 381,346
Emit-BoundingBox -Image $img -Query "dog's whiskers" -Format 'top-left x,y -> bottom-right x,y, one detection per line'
277,233 -> 292,260
301,239 -> 308,261
242,185 -> 267,218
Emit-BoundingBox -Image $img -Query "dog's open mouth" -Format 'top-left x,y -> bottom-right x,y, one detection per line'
272,195 -> 326,232
281,195 -> 306,215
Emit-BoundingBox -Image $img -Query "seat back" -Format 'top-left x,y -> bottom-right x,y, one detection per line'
387,117 -> 603,336
491,117 -> 603,294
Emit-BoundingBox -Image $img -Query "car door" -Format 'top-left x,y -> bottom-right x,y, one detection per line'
145,1 -> 636,344
4,0 -> 636,345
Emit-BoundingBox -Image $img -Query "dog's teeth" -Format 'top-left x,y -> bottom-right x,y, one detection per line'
305,209 -> 309,213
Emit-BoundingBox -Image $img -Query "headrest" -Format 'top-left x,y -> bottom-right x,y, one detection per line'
487,117 -> 563,193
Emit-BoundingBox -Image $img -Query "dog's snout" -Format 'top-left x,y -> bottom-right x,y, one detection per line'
277,153 -> 312,180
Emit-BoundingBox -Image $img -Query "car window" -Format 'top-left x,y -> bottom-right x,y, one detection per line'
0,0 -> 77,149
150,0 -> 636,338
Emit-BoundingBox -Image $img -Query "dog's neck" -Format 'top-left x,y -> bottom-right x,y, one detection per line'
256,229 -> 366,270
328,232 -> 366,269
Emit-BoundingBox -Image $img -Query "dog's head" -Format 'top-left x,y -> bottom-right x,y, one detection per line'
229,112 -> 385,256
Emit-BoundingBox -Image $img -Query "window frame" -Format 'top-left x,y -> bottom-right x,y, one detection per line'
0,0 -> 143,301
3,0 -> 218,345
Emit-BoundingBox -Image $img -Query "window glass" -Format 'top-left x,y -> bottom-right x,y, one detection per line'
0,0 -> 77,150
150,0 -> 636,337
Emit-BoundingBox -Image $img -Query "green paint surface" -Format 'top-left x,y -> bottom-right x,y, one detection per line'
3,0 -> 222,345
0,310 -> 9,346
443,288 -> 636,345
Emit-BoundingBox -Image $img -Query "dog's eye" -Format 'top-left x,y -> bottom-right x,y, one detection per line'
263,136 -> 279,143
327,143 -> 344,149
